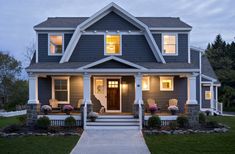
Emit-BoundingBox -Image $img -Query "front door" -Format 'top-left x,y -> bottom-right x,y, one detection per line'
107,79 -> 120,111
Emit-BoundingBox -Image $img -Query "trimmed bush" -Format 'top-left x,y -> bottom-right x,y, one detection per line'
64,116 -> 76,127
177,115 -> 188,128
169,121 -> 177,130
36,116 -> 51,129
199,112 -> 206,124
3,124 -> 21,133
205,121 -> 219,128
148,115 -> 161,128
17,115 -> 27,124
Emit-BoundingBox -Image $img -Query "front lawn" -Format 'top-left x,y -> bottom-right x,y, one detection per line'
0,116 -> 20,128
145,116 -> 235,154
0,136 -> 78,154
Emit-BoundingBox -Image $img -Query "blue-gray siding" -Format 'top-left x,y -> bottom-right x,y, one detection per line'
38,77 -> 51,105
69,35 -> 157,62
90,60 -> 136,69
38,33 -> 72,62
202,86 -> 210,108
122,76 -> 135,112
86,11 -> 140,31
153,33 -> 189,63
70,76 -> 83,107
143,76 -> 187,113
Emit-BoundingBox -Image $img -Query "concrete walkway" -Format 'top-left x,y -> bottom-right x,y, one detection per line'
70,130 -> 151,154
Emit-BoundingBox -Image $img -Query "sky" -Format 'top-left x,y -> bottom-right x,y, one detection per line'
0,0 -> 234,68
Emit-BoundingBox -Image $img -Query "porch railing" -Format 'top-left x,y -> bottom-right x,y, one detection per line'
217,102 -> 223,115
138,102 -> 142,130
83,103 -> 87,129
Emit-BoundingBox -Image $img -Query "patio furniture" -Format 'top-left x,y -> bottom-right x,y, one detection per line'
49,99 -> 59,108
169,99 -> 178,107
76,99 -> 83,111
168,99 -> 179,115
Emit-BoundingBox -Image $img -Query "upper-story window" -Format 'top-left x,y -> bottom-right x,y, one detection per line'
162,34 -> 177,55
105,34 -> 121,55
49,34 -> 64,55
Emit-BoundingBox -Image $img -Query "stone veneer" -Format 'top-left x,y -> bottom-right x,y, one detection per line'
80,104 -> 93,126
184,104 -> 199,127
26,104 -> 40,126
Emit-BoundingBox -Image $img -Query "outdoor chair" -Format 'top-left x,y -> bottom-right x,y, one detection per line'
49,99 -> 59,108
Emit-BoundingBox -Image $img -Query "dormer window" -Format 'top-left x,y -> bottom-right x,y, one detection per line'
162,34 -> 178,55
105,34 -> 121,55
48,34 -> 64,55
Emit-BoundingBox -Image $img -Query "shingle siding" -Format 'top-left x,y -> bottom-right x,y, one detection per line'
86,12 -> 139,31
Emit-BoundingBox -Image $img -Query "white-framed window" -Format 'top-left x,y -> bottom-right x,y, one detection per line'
94,78 -> 104,94
52,77 -> 70,103
160,77 -> 174,91
162,33 -> 178,55
48,33 -> 64,56
142,76 -> 150,91
205,91 -> 212,100
104,34 -> 122,55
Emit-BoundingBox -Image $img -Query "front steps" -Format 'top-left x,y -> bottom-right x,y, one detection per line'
86,115 -> 140,130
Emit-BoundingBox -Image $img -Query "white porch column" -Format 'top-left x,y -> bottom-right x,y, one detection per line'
83,73 -> 91,104
210,83 -> 214,111
28,74 -> 39,104
134,73 -> 143,104
186,74 -> 198,105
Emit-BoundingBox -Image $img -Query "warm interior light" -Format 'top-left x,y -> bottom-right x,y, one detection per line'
106,35 -> 120,54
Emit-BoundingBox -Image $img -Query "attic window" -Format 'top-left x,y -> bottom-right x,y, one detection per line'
162,34 -> 177,55
49,34 -> 63,55
105,35 -> 121,55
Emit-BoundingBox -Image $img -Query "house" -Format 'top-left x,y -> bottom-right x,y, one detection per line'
26,3 -> 221,129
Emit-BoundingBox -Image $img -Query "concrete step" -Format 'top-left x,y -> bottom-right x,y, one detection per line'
85,125 -> 140,130
87,122 -> 139,126
90,118 -> 139,122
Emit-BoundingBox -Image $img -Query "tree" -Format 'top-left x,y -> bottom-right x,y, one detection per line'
24,41 -> 36,67
0,52 -> 22,104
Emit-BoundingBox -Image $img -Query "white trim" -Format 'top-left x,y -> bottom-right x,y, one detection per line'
201,74 -> 217,82
134,73 -> 143,104
82,31 -> 143,35
144,115 -> 177,121
188,32 -> 191,63
104,34 -> 122,56
59,2 -> 166,63
199,51 -> 202,110
36,32 -> 38,63
149,27 -> 192,31
186,74 -> 198,104
28,74 -> 39,104
48,33 -> 64,56
161,33 -> 178,56
51,76 -> 70,104
79,56 -> 147,70
160,76 -> 174,91
34,27 -> 75,31
142,76 -> 150,91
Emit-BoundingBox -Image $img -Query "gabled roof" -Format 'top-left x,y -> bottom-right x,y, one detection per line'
34,17 -> 192,30
59,2 -> 166,64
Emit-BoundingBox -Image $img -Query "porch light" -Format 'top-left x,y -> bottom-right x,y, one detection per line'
122,81 -> 128,91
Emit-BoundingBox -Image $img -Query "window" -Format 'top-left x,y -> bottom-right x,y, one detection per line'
95,79 -> 104,94
108,81 -> 119,88
163,34 -> 177,55
205,91 -> 212,100
49,34 -> 63,55
105,35 -> 121,55
142,76 -> 150,91
160,77 -> 174,91
52,77 -> 69,103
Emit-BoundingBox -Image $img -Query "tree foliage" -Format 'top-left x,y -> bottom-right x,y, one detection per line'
206,34 -> 235,108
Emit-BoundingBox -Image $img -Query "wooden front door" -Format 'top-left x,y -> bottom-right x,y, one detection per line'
107,79 -> 120,110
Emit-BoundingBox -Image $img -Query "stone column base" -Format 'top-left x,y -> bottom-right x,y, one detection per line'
184,104 -> 199,127
80,103 -> 93,126
26,103 -> 40,126
133,104 -> 144,124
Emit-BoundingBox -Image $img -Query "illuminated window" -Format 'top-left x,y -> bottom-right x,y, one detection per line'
105,35 -> 121,55
49,34 -> 63,55
160,77 -> 174,91
108,81 -> 119,88
52,77 -> 69,103
205,91 -> 212,100
163,34 -> 177,55
142,76 -> 150,91
95,79 -> 104,94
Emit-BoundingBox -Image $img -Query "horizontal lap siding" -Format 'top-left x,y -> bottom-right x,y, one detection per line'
38,33 -> 72,62
153,33 -> 189,63
122,76 -> 135,112
86,12 -> 139,31
143,76 -> 187,113
38,77 -> 51,105
202,86 -> 210,108
70,76 -> 83,107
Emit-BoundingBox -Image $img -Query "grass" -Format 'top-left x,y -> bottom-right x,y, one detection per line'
0,136 -> 79,154
0,116 -> 20,128
145,116 -> 235,154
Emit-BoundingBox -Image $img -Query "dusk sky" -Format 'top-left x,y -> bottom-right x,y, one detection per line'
0,0 -> 234,68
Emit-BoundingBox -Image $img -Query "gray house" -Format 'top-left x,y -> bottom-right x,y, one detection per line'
26,3 -> 221,129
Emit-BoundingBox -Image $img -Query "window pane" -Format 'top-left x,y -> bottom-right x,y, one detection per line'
54,79 -> 67,90
142,77 -> 150,91
205,91 -> 212,100
55,91 -> 68,101
163,35 -> 176,54
50,35 -> 63,54
164,45 -> 176,54
106,35 -> 120,54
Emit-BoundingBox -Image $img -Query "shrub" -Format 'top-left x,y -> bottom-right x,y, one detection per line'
17,115 -> 27,124
64,116 -> 76,127
148,115 -> 161,129
199,112 -> 206,124
169,121 -> 177,130
177,115 -> 188,128
3,124 -> 21,133
36,116 -> 51,129
205,121 -> 219,128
